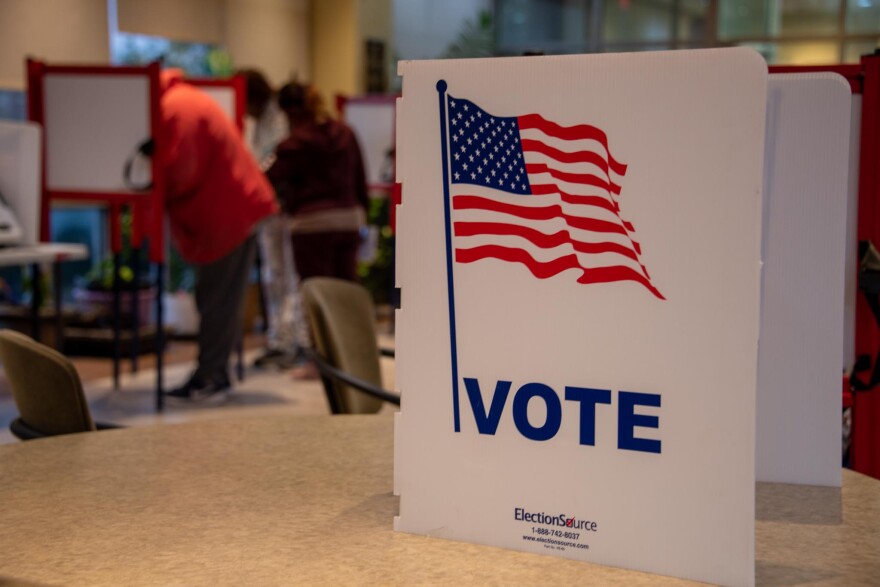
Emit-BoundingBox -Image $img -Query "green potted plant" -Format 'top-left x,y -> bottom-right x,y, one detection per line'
70,210 -> 156,326
72,258 -> 156,326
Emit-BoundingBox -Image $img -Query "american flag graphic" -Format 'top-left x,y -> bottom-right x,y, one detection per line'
443,93 -> 664,300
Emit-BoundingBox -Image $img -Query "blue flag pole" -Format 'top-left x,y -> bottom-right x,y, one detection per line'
437,79 -> 461,432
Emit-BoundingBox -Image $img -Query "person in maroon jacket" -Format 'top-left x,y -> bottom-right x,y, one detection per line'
160,70 -> 279,400
266,82 -> 368,283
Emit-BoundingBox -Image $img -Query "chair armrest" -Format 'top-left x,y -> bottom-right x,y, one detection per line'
303,347 -> 401,406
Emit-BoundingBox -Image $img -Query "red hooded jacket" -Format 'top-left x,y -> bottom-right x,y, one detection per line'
161,72 -> 278,264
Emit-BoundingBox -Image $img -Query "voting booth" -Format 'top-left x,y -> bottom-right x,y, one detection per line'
0,120 -> 89,344
26,59 -> 165,262
757,73 -> 851,487
767,57 -> 880,482
338,95 -> 397,192
0,120 -> 41,246
393,47 -> 856,586
26,59 -> 168,406
189,76 -> 246,133
26,62 -> 243,263
24,60 -> 248,410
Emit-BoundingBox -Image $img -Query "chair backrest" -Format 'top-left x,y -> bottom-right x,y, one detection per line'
300,277 -> 384,414
0,329 -> 96,437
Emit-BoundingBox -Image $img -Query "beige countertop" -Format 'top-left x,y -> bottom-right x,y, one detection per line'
0,415 -> 877,586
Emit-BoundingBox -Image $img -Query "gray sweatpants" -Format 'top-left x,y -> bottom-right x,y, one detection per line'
193,234 -> 258,380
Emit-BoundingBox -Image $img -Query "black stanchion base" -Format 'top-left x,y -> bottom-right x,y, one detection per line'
63,326 -> 164,357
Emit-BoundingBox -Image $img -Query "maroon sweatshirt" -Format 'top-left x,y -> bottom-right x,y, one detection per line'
266,118 -> 368,218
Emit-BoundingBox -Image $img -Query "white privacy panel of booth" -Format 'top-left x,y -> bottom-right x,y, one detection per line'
43,74 -> 151,194
200,86 -> 236,120
344,99 -> 396,186
0,120 -> 41,245
757,73 -> 852,487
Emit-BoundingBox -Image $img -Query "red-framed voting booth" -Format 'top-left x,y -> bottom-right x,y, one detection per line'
26,59 -> 166,262
336,94 -> 400,309
772,53 -> 880,479
27,58 -> 168,408
337,94 -> 400,234
25,59 -> 246,411
336,94 -> 397,196
188,76 -> 246,134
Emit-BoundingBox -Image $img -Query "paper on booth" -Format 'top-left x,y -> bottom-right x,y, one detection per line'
394,48 -> 767,587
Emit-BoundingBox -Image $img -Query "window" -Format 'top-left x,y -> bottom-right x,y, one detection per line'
494,0 -> 880,63
110,31 -> 222,76
0,91 -> 26,122
497,0 -> 594,54
847,0 -> 880,34
603,0 -> 675,45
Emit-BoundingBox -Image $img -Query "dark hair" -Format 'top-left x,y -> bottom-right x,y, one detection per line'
278,81 -> 329,122
237,68 -> 272,112
278,81 -> 307,112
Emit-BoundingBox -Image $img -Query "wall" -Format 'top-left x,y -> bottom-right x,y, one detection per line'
309,0 -> 393,107
0,0 -> 311,90
0,0 -> 369,103
118,0 -> 224,44
311,0 -> 359,105
359,0 -> 393,92
0,0 -> 111,89
119,0 -> 311,88
224,0 -> 311,87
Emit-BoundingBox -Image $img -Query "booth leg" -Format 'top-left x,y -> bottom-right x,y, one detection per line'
112,252 -> 122,390
130,246 -> 141,373
155,261 -> 165,412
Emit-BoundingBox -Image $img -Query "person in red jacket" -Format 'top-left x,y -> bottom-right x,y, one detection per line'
160,70 -> 279,400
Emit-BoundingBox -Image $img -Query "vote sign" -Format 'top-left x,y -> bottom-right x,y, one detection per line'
394,48 -> 767,587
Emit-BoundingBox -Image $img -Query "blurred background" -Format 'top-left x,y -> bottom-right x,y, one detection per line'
0,0 -> 878,332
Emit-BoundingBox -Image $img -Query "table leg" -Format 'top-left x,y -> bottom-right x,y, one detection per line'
236,336 -> 244,381
53,262 -> 63,351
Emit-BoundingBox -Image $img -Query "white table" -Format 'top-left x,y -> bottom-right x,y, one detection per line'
0,415 -> 878,586
0,242 -> 88,345
0,243 -> 88,267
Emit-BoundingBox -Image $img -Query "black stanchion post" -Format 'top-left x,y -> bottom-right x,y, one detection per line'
53,261 -> 63,351
236,336 -> 244,381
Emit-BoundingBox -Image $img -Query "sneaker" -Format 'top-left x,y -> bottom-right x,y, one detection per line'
290,346 -> 310,366
253,348 -> 298,369
166,372 -> 231,402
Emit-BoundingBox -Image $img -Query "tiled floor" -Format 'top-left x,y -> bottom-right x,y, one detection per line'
0,332 -> 397,445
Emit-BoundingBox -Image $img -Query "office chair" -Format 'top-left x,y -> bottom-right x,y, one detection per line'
0,329 -> 120,440
300,277 -> 400,414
